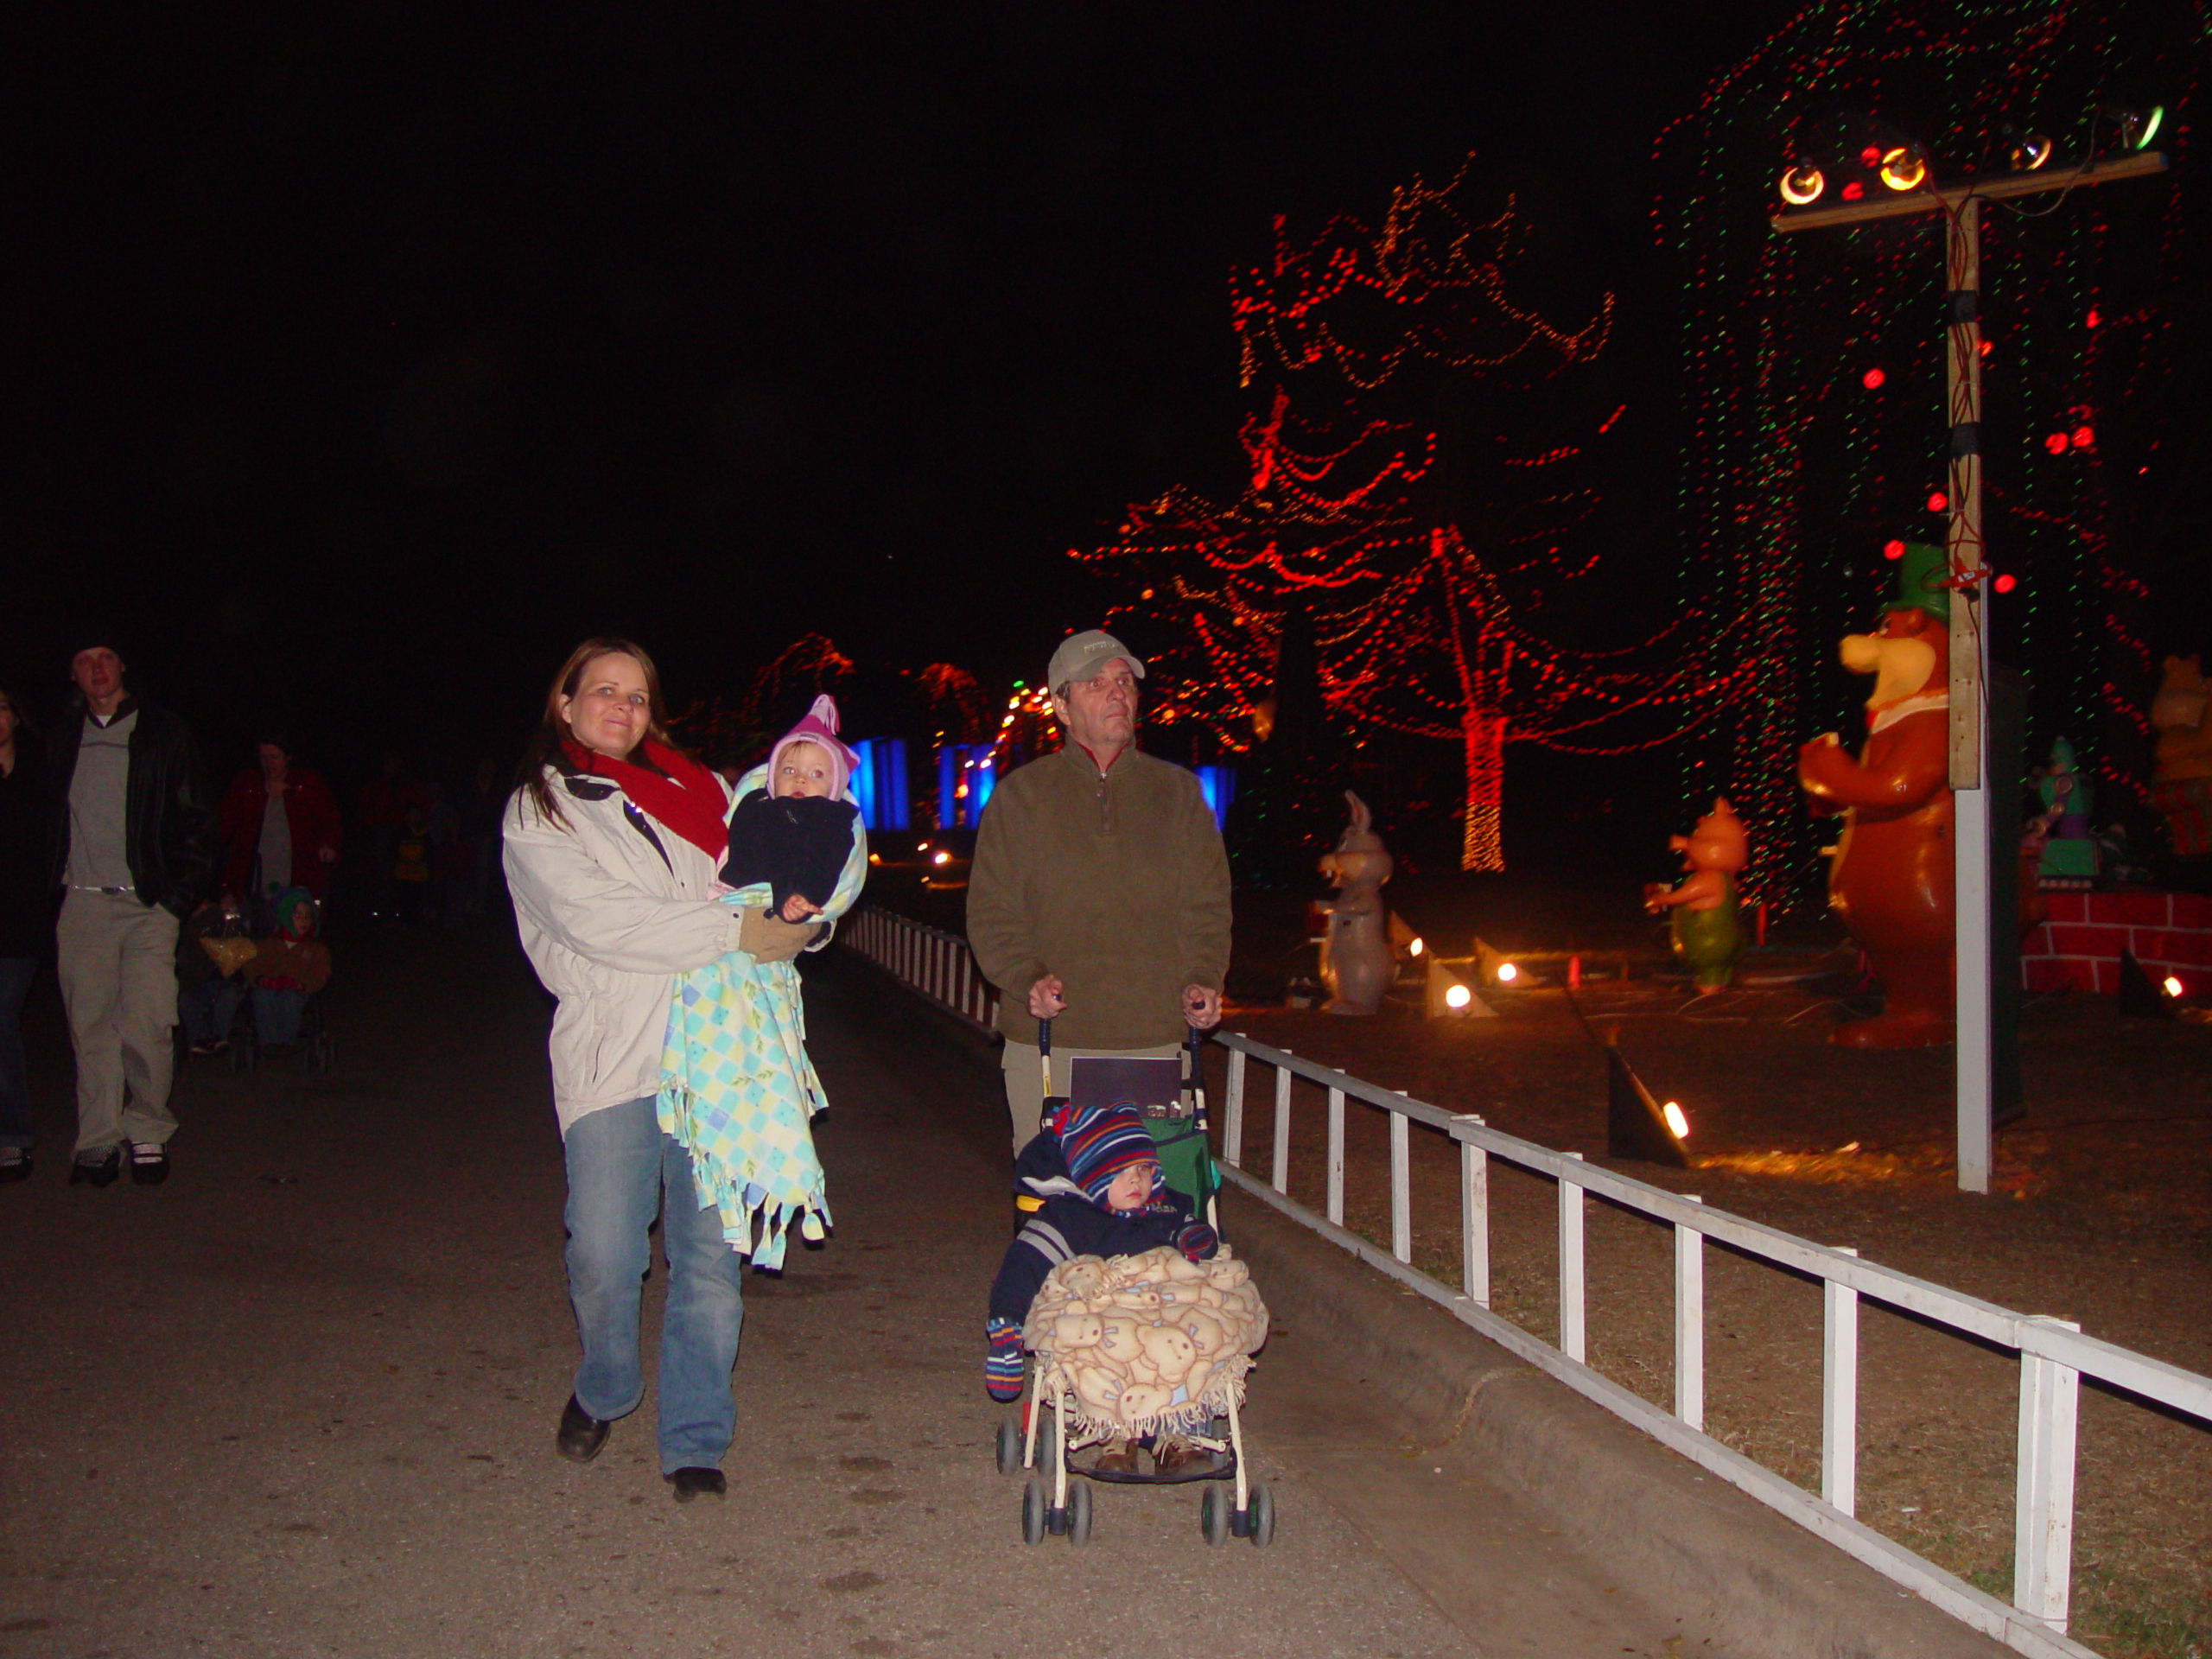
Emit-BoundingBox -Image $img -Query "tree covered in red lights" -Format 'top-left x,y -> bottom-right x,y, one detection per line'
1081,158 -> 1713,869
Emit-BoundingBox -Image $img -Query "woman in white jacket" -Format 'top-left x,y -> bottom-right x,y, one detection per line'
504,637 -> 815,1503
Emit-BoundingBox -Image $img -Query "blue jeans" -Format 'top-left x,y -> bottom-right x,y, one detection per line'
251,986 -> 306,1046
180,978 -> 243,1046
563,1096 -> 746,1472
0,957 -> 34,1150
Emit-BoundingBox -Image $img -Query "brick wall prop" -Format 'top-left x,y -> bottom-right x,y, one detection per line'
2019,890 -> 2212,994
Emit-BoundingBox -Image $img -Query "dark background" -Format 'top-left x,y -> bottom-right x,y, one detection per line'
3,3 -> 1788,806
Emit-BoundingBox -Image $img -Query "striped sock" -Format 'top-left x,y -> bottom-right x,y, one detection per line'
985,1318 -> 1025,1402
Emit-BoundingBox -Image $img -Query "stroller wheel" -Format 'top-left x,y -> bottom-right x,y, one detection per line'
1066,1478 -> 1091,1546
1020,1478 -> 1046,1546
1199,1482 -> 1230,1548
995,1418 -> 1021,1476
1248,1483 -> 1276,1548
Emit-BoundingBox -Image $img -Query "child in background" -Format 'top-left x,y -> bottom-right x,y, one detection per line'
658,696 -> 868,1270
247,887 -> 332,1052
985,1096 -> 1220,1473
179,899 -> 253,1056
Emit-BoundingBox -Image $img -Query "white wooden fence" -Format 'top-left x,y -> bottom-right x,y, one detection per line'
842,904 -> 2212,1659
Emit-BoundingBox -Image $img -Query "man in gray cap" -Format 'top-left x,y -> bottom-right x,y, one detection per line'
47,629 -> 217,1187
966,630 -> 1230,1153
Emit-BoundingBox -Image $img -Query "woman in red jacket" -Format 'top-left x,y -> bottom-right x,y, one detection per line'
218,734 -> 343,910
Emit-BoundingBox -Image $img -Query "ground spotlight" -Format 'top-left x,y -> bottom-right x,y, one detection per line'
2119,948 -> 2177,1020
2164,975 -> 2184,999
1605,1041 -> 1692,1168
1426,955 -> 1495,1020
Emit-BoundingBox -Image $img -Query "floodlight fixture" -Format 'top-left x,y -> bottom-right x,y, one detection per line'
2100,103 -> 2167,154
2010,132 -> 2053,171
2119,948 -> 2177,1020
1605,1045 -> 1692,1168
1879,144 -> 1929,192
1425,955 -> 1495,1020
1779,165 -> 1825,207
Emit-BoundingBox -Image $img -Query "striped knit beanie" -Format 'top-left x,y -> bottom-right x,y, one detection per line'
1044,1098 -> 1158,1207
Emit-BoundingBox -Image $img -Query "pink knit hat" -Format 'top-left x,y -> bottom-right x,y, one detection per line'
766,695 -> 860,799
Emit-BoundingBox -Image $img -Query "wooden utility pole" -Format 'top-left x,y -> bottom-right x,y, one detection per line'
1771,149 -> 2169,1193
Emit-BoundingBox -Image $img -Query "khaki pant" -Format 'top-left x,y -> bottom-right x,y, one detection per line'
57,890 -> 181,1154
1000,1038 -> 1182,1154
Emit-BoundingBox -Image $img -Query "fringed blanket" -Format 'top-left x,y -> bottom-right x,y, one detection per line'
658,766 -> 867,1270
1024,1246 -> 1270,1439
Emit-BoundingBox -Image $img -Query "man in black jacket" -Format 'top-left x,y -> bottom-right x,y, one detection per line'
48,629 -> 217,1186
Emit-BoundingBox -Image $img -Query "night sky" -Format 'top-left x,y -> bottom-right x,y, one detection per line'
6,3 -> 1790,780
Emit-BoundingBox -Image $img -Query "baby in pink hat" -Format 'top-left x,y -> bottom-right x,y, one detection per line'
723,696 -> 864,922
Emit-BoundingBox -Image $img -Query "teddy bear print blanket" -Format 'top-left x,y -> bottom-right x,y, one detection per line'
1023,1245 -> 1269,1438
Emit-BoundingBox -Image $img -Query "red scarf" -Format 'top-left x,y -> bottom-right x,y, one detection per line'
560,737 -> 729,861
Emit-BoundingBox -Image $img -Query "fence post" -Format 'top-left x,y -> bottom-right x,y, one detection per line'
1325,1087 -> 1346,1226
1457,1119 -> 1489,1308
1223,1046 -> 1247,1169
1558,1153 -> 1586,1363
1389,1101 -> 1411,1265
2015,1316 -> 2082,1631
1675,1195 -> 1704,1431
1271,1060 -> 1294,1195
1823,1246 -> 1860,1517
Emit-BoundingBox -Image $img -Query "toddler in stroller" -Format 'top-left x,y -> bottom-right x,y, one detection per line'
986,1097 -> 1274,1546
235,888 -> 334,1070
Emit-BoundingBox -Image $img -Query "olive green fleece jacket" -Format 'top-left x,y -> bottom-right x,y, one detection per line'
966,743 -> 1231,1050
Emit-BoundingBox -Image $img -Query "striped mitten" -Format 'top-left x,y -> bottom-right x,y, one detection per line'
985,1318 -> 1025,1402
1175,1220 -> 1219,1262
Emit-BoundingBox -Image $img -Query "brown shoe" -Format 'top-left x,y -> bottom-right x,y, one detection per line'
1151,1434 -> 1229,1480
1091,1439 -> 1139,1475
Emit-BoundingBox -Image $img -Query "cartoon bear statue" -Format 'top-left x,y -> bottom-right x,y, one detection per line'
1643,797 -> 1750,993
1798,542 -> 1955,1048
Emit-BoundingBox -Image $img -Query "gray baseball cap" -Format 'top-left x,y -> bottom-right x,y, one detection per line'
1047,629 -> 1146,690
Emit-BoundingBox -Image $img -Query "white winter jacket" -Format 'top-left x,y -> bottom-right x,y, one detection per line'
504,767 -> 754,1135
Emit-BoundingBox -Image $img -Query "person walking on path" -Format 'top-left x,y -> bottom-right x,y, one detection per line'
217,733 -> 342,918
966,629 -> 1231,1153
47,630 -> 219,1187
0,683 -> 53,1181
659,696 -> 868,1271
503,637 -> 818,1503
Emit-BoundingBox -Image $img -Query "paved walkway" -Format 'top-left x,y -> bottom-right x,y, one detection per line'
0,926 -> 1774,1657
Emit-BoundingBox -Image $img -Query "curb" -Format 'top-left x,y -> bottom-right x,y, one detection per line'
1223,1186 -> 2010,1659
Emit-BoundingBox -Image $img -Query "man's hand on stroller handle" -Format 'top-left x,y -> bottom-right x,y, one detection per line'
1027,975 -> 1067,1019
1183,985 -> 1221,1029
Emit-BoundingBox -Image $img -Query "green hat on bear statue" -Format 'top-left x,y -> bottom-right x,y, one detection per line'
1880,540 -> 1951,624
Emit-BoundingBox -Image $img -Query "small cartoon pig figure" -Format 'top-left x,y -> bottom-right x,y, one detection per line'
1317,791 -> 1395,1015
1643,797 -> 1749,993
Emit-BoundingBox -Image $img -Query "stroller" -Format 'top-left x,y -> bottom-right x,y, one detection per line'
993,1021 -> 1277,1548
